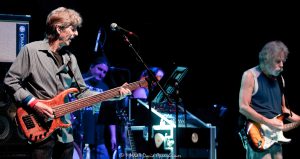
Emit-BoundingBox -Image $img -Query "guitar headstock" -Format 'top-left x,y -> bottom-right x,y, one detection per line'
139,79 -> 148,88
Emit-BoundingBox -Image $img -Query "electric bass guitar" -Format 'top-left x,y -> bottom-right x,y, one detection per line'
16,80 -> 148,143
246,113 -> 300,151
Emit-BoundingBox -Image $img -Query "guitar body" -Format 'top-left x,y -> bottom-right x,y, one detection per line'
16,88 -> 79,143
246,113 -> 291,151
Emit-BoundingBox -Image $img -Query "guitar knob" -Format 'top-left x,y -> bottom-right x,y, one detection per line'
258,140 -> 262,149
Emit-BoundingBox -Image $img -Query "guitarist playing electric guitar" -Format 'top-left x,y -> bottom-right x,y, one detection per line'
3,7 -> 134,159
238,41 -> 300,159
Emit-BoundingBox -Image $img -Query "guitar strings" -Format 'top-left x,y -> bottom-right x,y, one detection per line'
53,80 -> 146,118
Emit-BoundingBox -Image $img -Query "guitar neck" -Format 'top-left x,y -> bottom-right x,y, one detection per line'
127,126 -> 137,154
283,121 -> 300,132
53,80 -> 147,118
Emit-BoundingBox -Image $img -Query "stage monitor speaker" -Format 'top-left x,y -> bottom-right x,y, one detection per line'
0,85 -> 30,158
0,14 -> 31,158
0,108 -> 30,159
129,126 -> 172,155
0,14 -> 30,63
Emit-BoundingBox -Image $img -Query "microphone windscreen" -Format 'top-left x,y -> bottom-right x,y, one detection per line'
110,23 -> 117,31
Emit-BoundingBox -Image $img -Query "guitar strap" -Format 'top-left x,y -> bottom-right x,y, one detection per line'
277,75 -> 292,117
67,61 -> 81,93
238,114 -> 248,149
66,51 -> 88,96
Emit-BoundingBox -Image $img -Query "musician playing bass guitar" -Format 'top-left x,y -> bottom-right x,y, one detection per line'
238,40 -> 300,159
3,7 -> 132,159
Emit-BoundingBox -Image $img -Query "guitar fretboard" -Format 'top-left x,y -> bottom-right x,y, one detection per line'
53,80 -> 147,118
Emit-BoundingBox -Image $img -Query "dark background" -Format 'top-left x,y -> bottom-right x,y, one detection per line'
1,1 -> 300,158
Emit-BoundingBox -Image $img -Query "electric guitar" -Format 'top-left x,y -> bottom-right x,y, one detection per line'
246,113 -> 300,151
16,80 -> 147,143
126,121 -> 138,158
116,108 -> 138,158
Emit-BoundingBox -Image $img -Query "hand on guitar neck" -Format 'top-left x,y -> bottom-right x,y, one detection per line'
283,120 -> 300,132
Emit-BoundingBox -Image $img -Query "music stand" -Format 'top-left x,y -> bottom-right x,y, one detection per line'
152,66 -> 188,104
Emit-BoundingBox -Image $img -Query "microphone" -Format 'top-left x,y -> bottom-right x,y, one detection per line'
110,23 -> 136,37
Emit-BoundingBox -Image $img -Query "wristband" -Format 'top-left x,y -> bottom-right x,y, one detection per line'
28,98 -> 39,108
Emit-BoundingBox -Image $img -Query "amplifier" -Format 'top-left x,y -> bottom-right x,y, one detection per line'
129,125 -> 217,159
177,127 -> 217,159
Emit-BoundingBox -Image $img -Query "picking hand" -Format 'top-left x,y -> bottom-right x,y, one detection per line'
33,102 -> 55,120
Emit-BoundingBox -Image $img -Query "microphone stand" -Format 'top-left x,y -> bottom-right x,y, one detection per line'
94,26 -> 121,88
94,26 -> 110,65
174,80 -> 181,156
120,34 -> 172,154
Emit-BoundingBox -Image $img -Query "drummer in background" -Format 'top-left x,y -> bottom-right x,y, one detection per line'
74,56 -> 118,159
